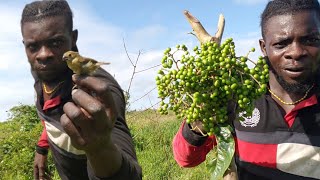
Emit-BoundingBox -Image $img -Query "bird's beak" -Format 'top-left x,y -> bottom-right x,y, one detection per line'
62,55 -> 68,61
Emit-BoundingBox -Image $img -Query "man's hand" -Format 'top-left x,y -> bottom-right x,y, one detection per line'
61,74 -> 115,152
60,74 -> 122,177
190,120 -> 207,136
34,152 -> 51,180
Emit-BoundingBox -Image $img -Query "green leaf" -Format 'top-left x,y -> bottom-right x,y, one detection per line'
208,125 -> 235,180
206,146 -> 217,170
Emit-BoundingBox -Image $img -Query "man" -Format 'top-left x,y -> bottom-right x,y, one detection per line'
173,0 -> 320,179
20,0 -> 142,179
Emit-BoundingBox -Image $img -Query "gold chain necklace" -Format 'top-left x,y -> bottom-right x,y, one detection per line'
42,81 -> 65,94
268,84 -> 314,105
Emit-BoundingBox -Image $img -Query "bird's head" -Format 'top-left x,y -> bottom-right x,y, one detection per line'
62,51 -> 79,62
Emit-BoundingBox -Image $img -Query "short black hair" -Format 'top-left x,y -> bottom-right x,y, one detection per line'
21,0 -> 73,32
260,0 -> 320,38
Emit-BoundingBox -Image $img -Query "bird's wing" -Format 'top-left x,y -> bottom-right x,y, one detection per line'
82,57 -> 98,63
71,57 -> 79,64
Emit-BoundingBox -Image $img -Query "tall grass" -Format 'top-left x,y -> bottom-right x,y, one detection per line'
127,110 -> 211,180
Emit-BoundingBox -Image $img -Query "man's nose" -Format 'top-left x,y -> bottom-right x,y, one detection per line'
36,46 -> 54,61
284,42 -> 307,61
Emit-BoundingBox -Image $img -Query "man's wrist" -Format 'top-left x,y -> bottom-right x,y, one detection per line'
35,145 -> 48,155
85,142 -> 122,177
182,121 -> 208,146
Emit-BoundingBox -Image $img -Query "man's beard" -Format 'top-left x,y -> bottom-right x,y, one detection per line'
266,57 -> 315,95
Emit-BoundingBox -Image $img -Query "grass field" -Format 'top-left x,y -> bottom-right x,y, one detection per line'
0,107 -> 213,180
127,110 -> 212,180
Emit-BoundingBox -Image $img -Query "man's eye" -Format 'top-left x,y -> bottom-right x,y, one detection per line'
273,39 -> 291,49
305,38 -> 320,45
274,43 -> 286,49
27,44 -> 38,51
49,40 -> 63,48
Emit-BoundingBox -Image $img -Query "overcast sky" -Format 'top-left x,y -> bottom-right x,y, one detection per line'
0,0 -> 269,121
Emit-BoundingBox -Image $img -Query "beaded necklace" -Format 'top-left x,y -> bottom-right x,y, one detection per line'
42,81 -> 65,94
268,84 -> 314,105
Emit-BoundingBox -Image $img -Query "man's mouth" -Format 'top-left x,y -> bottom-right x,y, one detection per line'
285,67 -> 304,72
37,65 -> 53,72
283,67 -> 305,77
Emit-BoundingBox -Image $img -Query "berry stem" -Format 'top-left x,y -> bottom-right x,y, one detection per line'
236,69 -> 262,86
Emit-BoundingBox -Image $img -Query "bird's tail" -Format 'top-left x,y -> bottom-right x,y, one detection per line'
96,62 -> 111,66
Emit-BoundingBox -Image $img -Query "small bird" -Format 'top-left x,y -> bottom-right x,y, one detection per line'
62,51 -> 110,75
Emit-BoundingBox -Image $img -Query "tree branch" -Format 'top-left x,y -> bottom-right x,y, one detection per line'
183,10 -> 225,45
123,38 -> 134,66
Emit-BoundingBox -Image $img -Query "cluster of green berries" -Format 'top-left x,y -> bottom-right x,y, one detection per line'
156,38 -> 269,135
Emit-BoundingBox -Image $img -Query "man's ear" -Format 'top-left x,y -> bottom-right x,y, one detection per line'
72,29 -> 78,48
259,39 -> 267,56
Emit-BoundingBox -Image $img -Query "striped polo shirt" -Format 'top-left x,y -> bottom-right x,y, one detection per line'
173,90 -> 320,179
33,68 -> 142,180
233,92 -> 320,179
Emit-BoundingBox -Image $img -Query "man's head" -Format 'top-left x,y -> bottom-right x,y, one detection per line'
260,0 -> 320,39
21,0 -> 77,82
21,0 -> 73,33
259,0 -> 320,94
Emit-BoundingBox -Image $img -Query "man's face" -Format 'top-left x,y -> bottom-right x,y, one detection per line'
21,15 -> 76,82
260,11 -> 320,94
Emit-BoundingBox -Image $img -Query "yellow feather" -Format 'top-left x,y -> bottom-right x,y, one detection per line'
63,51 -> 110,75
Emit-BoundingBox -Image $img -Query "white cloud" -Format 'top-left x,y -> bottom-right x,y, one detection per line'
235,37 -> 262,58
128,25 -> 167,48
226,30 -> 263,59
0,79 -> 35,121
0,4 -> 26,71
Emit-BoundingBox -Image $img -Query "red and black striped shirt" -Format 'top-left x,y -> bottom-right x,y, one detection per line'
173,91 -> 320,179
34,68 -> 142,180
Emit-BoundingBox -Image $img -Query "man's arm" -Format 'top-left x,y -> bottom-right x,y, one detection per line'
173,106 -> 238,180
34,120 -> 51,180
172,120 -> 215,167
36,120 -> 49,152
86,83 -> 142,180
61,73 -> 142,179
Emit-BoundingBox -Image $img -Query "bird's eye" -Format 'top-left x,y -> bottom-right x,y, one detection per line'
69,54 -> 71,57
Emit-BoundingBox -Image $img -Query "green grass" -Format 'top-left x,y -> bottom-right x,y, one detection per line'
127,110 -> 212,180
0,107 -> 213,179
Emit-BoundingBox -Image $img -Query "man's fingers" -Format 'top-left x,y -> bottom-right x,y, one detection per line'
34,165 -> 39,180
72,75 -> 116,108
34,166 -> 51,180
38,166 -> 46,180
71,89 -> 108,123
72,75 -> 108,94
63,102 -> 90,127
60,113 -> 86,147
